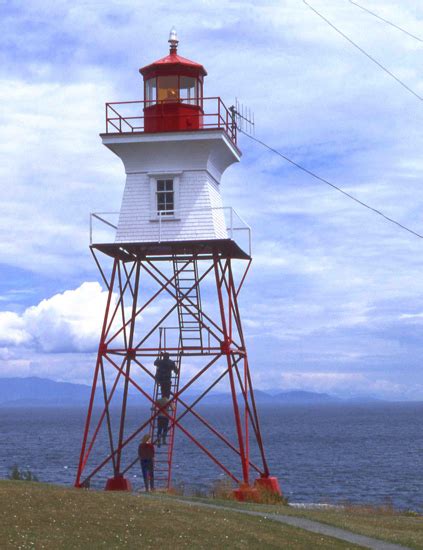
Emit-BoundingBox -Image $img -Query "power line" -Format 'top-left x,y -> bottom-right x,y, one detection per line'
349,0 -> 423,44
303,1 -> 423,102
240,129 -> 423,240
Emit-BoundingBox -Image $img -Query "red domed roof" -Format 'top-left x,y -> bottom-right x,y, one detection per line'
140,51 -> 207,79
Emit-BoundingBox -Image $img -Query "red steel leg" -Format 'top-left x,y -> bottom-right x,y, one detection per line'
75,259 -> 118,487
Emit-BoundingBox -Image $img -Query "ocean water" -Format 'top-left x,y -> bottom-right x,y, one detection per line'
1,402 -> 422,511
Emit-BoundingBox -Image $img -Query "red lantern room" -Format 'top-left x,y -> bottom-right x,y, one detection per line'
140,28 -> 207,133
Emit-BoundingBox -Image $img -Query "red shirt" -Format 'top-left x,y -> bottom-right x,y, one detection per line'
138,442 -> 155,460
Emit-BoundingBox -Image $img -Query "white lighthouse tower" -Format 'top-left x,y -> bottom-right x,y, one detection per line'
100,28 -> 242,254
76,30 -> 281,500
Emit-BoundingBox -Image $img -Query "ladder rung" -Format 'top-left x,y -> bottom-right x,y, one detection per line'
178,286 -> 194,290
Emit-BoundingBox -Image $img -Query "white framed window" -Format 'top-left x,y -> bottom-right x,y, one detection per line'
149,173 -> 180,220
157,179 -> 174,215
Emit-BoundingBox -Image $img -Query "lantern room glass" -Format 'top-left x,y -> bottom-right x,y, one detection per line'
180,76 -> 198,105
145,78 -> 157,104
158,76 -> 179,102
144,75 -> 203,106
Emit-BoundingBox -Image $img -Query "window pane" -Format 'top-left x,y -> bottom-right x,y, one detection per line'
180,76 -> 197,105
156,178 -> 174,214
198,80 -> 203,106
145,78 -> 157,104
158,76 -> 179,102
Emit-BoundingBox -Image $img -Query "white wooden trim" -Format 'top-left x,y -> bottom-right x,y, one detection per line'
149,173 -> 181,221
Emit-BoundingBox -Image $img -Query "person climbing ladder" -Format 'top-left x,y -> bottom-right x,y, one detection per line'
156,395 -> 174,447
154,352 -> 178,398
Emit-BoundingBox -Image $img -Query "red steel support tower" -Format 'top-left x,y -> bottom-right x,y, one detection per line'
75,29 -> 281,499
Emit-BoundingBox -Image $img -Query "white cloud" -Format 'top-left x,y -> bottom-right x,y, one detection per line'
252,370 -> 423,400
0,312 -> 31,346
0,77 -> 122,278
0,282 -> 108,353
399,312 -> 423,322
0,279 -> 177,355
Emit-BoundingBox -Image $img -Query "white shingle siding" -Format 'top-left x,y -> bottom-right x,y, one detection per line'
208,176 -> 227,239
101,130 -> 241,245
115,170 -> 228,242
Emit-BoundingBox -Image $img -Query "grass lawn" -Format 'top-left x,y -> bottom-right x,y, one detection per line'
0,481 -> 360,549
182,496 -> 423,550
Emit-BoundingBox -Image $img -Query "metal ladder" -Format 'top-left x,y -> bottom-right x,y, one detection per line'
149,258 -> 204,489
173,257 -> 203,352
149,328 -> 181,490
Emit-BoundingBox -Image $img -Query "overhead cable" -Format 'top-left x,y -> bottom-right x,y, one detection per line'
349,0 -> 423,44
303,1 -> 423,102
240,129 -> 423,240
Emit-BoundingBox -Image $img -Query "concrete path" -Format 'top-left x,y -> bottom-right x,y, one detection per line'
174,499 -> 411,550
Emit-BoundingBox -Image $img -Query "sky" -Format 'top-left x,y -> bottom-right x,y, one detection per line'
0,0 -> 422,399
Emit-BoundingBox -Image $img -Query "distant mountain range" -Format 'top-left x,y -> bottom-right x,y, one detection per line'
198,389 -> 341,404
0,377 -> 93,407
0,377 -> 380,407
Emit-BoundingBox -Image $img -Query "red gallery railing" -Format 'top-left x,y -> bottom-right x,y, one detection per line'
105,97 -> 237,145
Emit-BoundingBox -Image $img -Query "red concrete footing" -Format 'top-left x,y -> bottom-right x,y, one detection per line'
233,476 -> 282,502
105,476 -> 132,491
233,483 -> 260,502
255,476 -> 282,496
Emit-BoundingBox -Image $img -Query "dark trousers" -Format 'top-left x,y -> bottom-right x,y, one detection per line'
140,458 -> 154,491
159,379 -> 171,398
157,416 -> 169,441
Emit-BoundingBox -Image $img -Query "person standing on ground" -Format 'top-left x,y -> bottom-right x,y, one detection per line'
138,434 -> 155,492
154,352 -> 178,398
156,395 -> 174,447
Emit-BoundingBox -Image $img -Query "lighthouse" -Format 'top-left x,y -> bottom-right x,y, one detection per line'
76,29 -> 281,500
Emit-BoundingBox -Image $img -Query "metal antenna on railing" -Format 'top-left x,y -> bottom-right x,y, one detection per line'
229,98 -> 255,136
